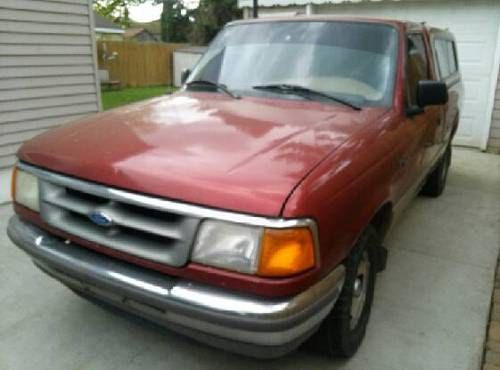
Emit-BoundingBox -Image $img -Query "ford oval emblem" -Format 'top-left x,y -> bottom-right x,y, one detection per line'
88,211 -> 113,227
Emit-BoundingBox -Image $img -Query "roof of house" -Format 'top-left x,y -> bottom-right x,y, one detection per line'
124,28 -> 146,38
124,28 -> 159,41
130,20 -> 162,36
238,0 -> 439,6
94,12 -> 124,33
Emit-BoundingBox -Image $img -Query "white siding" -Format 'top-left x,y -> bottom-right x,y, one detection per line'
0,0 -> 100,171
489,70 -> 500,152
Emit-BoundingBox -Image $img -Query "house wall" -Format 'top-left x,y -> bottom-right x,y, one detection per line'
0,0 -> 101,203
174,51 -> 204,87
489,70 -> 500,153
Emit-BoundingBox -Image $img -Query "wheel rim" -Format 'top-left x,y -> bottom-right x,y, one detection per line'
350,250 -> 371,329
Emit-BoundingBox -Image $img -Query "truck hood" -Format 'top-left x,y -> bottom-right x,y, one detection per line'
19,92 -> 387,216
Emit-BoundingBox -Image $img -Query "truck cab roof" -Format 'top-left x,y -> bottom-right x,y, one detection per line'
229,15 -> 449,35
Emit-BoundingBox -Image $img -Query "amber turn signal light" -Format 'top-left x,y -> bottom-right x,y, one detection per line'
258,227 -> 316,277
10,166 -> 17,202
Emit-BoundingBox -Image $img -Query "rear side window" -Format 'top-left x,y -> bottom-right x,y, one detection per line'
434,39 -> 458,79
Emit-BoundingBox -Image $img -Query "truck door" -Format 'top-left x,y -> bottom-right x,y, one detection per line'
416,32 -> 446,172
398,33 -> 436,195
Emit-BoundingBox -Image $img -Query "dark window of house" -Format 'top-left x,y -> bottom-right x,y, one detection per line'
406,33 -> 429,107
435,39 -> 458,79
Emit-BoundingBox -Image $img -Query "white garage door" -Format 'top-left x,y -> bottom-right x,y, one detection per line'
316,0 -> 500,149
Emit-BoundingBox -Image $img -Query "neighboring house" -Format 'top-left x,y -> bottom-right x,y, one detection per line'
174,46 -> 207,87
130,20 -> 162,41
124,28 -> 159,42
94,12 -> 124,41
238,0 -> 500,152
0,0 -> 101,203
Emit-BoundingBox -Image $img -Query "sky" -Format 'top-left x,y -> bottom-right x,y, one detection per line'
129,1 -> 200,23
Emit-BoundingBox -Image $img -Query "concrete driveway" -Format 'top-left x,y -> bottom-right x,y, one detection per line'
1,148 -> 499,370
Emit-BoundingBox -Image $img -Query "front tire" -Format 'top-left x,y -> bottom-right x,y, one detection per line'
311,226 -> 379,358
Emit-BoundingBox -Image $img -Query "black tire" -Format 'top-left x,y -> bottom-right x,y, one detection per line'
310,226 -> 379,358
421,145 -> 452,197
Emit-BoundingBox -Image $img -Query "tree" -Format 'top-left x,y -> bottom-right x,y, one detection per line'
156,0 -> 192,42
93,0 -> 147,27
189,0 -> 242,45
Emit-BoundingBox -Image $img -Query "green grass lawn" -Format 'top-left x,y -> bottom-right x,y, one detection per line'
101,86 -> 177,111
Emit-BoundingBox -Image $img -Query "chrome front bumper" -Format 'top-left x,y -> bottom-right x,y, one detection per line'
7,216 -> 345,358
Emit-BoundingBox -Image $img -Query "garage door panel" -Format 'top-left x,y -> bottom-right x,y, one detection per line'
455,110 -> 485,146
457,116 -> 474,138
460,65 -> 490,78
452,19 -> 497,32
452,23 -> 493,39
462,80 -> 487,103
458,42 -> 490,69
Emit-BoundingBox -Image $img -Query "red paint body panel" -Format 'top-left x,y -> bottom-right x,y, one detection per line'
19,93 -> 387,217
15,18 -> 460,297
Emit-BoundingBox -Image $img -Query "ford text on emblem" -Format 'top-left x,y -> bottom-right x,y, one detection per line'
88,211 -> 113,227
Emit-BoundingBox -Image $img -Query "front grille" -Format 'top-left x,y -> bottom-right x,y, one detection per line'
39,178 -> 201,267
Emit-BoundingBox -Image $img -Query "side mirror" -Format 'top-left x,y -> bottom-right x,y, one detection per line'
417,80 -> 449,107
181,69 -> 191,85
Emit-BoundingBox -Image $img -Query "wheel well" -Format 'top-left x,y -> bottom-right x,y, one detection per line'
370,203 -> 393,241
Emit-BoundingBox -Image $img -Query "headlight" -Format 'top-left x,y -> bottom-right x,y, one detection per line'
12,167 -> 40,212
191,220 -> 263,274
191,220 -> 316,277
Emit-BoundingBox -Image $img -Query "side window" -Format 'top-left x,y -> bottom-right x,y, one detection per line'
435,40 -> 450,78
447,41 -> 458,75
435,39 -> 458,79
406,33 -> 429,107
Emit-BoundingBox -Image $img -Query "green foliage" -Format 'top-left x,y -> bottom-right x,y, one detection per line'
95,0 -> 242,45
157,0 -> 192,42
189,0 -> 242,45
102,86 -> 177,110
93,0 -> 147,27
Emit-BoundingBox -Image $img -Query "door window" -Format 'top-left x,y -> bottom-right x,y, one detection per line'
406,33 -> 429,107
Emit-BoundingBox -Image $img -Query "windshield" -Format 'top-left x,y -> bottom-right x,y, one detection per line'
188,21 -> 399,107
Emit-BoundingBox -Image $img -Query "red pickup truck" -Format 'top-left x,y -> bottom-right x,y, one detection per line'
8,17 -> 461,358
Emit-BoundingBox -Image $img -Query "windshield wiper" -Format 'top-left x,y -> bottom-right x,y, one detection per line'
186,80 -> 241,99
253,84 -> 361,111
